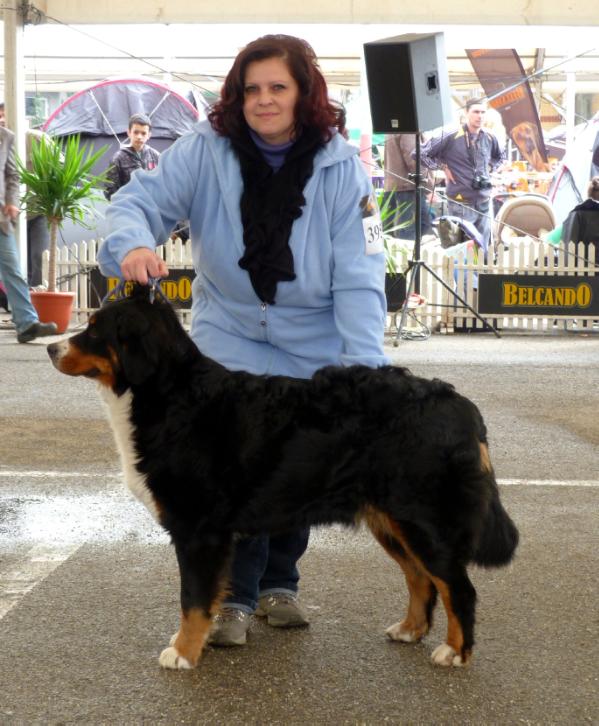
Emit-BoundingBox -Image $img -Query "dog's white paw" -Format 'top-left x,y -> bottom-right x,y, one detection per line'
159,645 -> 193,670
385,620 -> 421,642
431,643 -> 465,667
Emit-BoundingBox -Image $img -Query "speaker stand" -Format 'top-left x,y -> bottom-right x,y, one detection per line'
393,134 -> 500,345
394,259 -> 500,344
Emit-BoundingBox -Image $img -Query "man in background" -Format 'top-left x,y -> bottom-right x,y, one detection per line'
104,112 -> 188,240
419,98 -> 505,250
0,104 -> 57,342
104,113 -> 160,200
0,103 -> 51,287
383,133 -> 433,240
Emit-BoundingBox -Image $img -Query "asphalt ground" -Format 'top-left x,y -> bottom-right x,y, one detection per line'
0,313 -> 598,725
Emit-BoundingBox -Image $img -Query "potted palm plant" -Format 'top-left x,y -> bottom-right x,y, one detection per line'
17,134 -> 108,332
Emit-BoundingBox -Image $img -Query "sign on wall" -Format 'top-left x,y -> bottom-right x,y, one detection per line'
89,268 -> 195,309
478,273 -> 599,316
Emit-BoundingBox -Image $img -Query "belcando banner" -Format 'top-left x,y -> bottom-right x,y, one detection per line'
89,269 -> 195,309
466,49 -> 549,171
478,273 -> 599,316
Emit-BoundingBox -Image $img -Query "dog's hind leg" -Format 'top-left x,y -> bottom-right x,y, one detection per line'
427,568 -> 476,667
391,526 -> 477,666
364,507 -> 476,666
364,508 -> 437,644
159,535 -> 232,670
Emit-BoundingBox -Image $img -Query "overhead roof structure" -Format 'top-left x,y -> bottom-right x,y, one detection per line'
2,20 -> 599,100
0,1 -> 595,100
17,1 -> 599,27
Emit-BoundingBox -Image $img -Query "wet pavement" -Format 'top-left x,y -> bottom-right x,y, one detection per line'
0,315 -> 598,725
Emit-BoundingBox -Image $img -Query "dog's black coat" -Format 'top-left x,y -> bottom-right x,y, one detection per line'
48,285 -> 518,668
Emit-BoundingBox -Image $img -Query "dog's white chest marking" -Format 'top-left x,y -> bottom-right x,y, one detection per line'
99,387 -> 160,521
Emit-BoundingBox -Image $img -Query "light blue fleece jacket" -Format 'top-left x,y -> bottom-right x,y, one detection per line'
98,120 -> 389,379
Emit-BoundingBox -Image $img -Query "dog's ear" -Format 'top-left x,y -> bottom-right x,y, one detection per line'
116,310 -> 160,385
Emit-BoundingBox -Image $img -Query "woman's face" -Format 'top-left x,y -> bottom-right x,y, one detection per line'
242,57 -> 300,145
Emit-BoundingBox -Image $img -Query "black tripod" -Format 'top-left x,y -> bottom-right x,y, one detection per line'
393,134 -> 500,345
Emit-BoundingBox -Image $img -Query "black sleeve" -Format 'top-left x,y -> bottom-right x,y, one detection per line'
104,157 -> 122,201
562,210 -> 580,245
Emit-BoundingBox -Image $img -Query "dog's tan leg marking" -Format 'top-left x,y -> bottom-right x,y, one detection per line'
428,579 -> 467,667
364,506 -> 469,667
364,508 -> 435,644
159,586 -> 228,670
385,558 -> 435,643
159,608 -> 212,670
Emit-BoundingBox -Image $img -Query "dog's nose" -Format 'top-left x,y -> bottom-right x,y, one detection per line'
47,343 -> 59,360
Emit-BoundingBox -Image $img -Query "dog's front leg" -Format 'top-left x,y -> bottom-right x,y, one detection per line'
159,534 -> 232,670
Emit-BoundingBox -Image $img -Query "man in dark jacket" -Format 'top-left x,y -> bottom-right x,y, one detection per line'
562,175 -> 599,266
104,113 -> 160,200
419,98 -> 505,250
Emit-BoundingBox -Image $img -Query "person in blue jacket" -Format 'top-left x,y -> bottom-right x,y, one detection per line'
98,34 -> 388,647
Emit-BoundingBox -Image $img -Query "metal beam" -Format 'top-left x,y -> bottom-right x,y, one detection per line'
32,0 -> 598,26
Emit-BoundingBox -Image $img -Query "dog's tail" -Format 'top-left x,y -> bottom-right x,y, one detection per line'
472,485 -> 519,568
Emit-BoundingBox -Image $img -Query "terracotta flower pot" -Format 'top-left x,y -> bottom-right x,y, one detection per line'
29,290 -> 75,334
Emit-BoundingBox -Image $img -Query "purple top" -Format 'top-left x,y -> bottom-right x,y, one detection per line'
249,129 -> 294,172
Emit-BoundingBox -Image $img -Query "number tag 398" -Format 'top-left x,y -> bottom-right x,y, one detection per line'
363,214 -> 384,256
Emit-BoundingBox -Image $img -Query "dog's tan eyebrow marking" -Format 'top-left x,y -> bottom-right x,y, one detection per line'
479,442 -> 492,473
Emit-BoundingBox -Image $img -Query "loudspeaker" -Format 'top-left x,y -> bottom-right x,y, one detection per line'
363,32 -> 453,133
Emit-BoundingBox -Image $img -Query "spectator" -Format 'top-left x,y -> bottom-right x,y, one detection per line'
561,175 -> 599,267
419,98 -> 505,249
0,107 -> 57,342
97,34 -> 388,647
383,133 -> 433,239
105,112 -> 188,241
0,104 -> 51,287
104,113 -> 160,201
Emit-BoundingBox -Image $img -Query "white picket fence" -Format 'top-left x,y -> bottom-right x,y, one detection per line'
46,237 -> 597,333
388,239 -> 598,333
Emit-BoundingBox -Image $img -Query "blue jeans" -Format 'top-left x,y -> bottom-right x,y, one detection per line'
225,528 -> 310,613
27,215 -> 50,287
447,196 -> 491,250
0,230 -> 39,334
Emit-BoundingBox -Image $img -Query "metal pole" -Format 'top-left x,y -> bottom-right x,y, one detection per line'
3,1 -> 27,275
413,132 -> 422,293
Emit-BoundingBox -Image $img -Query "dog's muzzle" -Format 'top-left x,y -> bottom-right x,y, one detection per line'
47,340 -> 69,368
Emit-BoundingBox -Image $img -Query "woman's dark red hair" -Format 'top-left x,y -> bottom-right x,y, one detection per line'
208,34 -> 346,143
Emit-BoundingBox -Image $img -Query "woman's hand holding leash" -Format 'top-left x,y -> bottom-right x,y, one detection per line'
121,247 -> 169,284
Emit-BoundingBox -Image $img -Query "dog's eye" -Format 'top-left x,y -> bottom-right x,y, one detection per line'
88,326 -> 99,339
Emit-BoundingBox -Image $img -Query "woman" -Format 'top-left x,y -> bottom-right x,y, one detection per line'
98,34 -> 388,647
562,176 -> 599,267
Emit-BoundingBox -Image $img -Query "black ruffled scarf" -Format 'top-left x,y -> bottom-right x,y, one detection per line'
231,126 -> 323,304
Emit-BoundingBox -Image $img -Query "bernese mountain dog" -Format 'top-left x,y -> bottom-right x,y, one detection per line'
47,284 -> 518,671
